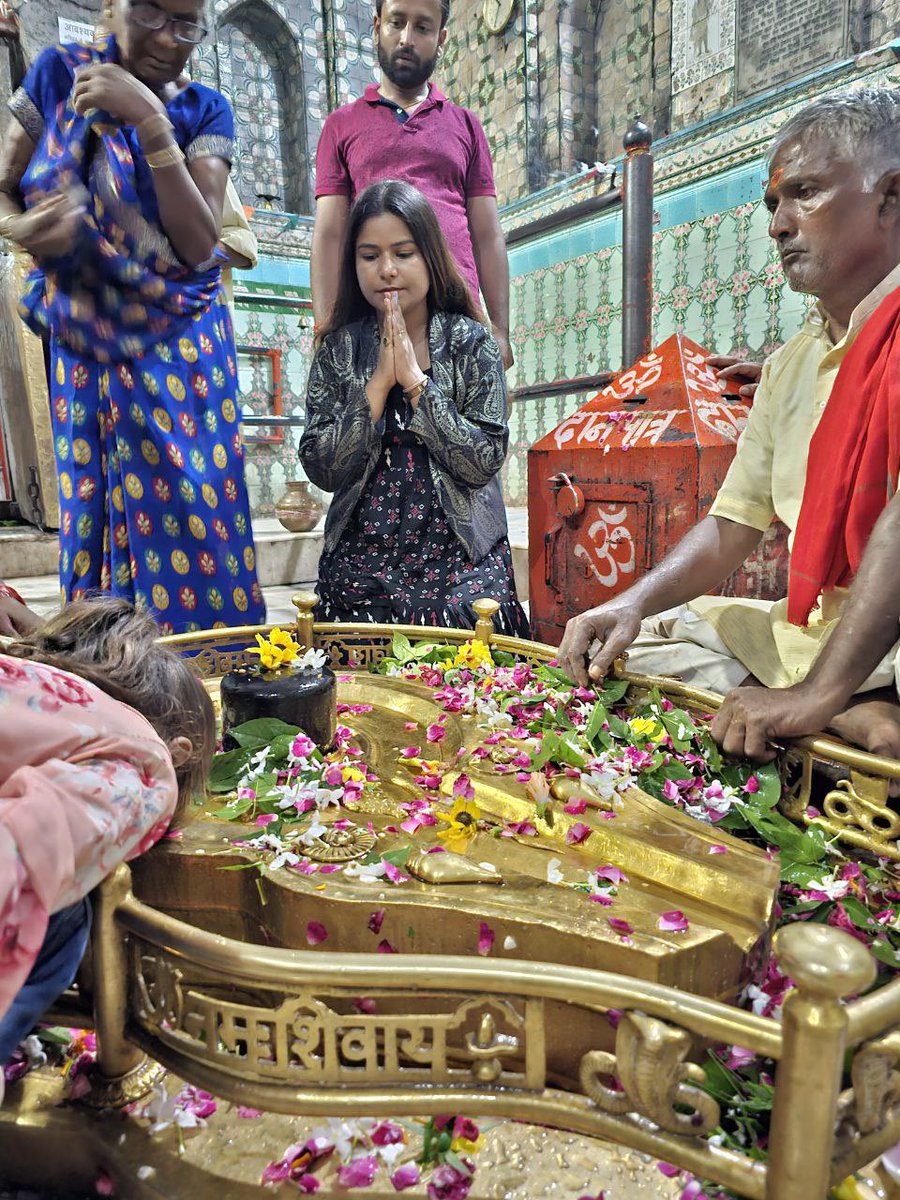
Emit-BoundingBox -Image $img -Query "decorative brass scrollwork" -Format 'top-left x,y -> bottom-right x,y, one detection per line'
133,953 -> 184,1031
851,1029 -> 900,1135
580,1011 -> 720,1136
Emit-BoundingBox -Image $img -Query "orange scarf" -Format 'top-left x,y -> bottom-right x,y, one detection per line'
788,284 -> 900,626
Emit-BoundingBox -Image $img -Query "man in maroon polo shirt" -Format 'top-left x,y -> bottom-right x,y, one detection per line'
311,0 -> 513,367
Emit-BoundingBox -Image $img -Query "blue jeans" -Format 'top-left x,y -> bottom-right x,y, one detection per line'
0,897 -> 91,1063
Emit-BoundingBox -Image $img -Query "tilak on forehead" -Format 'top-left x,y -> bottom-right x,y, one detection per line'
767,165 -> 785,191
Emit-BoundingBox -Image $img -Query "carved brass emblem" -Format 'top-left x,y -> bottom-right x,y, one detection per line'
303,825 -> 377,862
580,1011 -> 720,1136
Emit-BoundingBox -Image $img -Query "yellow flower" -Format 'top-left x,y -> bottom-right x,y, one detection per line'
629,716 -> 667,743
435,795 -> 481,852
453,639 -> 494,671
268,626 -> 297,649
341,766 -> 365,783
451,1133 -> 485,1155
248,628 -> 301,671
832,1179 -> 868,1200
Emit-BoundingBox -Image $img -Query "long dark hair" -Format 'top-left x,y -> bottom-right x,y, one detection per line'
7,597 -> 215,820
316,179 -> 483,343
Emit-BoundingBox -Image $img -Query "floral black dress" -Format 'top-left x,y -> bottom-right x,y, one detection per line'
316,377 -> 528,635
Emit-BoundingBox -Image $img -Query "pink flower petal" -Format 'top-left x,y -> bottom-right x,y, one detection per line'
426,723 -> 447,743
590,892 -> 614,906
237,1106 -> 262,1118
452,772 -> 474,800
383,861 -> 409,885
368,908 -> 386,934
353,997 -> 377,1014
708,844 -> 728,854
595,865 -> 629,885
391,1162 -> 420,1191
377,939 -> 397,953
337,1155 -> 378,1188
400,746 -> 420,758
657,910 -> 689,933
607,916 -> 633,937
255,813 -> 277,827
404,721 -> 418,731
564,798 -> 587,815
477,921 -> 495,956
370,1120 -> 404,1146
744,775 -> 760,794
566,821 -> 591,845
306,921 -> 328,946
657,1162 -> 680,1178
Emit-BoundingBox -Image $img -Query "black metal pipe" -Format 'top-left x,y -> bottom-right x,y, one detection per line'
621,116 -> 653,369
512,371 -> 615,401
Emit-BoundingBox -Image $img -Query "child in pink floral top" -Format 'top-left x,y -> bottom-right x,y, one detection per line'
0,599 -> 214,1063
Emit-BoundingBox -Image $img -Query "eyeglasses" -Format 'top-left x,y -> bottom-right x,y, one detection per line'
129,1 -> 207,44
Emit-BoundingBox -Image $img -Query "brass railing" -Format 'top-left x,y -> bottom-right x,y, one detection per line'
85,596 -> 898,1200
87,863 -> 900,1200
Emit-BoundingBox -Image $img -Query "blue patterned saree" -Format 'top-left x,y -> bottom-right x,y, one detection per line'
9,37 -> 265,633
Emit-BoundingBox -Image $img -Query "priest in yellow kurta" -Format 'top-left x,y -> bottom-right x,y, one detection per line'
559,88 -> 900,763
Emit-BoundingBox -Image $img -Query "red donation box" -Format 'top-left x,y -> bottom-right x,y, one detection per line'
528,335 -> 754,645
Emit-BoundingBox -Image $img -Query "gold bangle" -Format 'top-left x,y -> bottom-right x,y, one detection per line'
136,112 -> 174,143
403,377 -> 428,403
146,143 -> 185,170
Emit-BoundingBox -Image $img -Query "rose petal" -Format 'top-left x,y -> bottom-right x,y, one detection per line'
607,916 -> 633,937
708,844 -> 728,854
377,939 -> 397,953
337,1155 -> 378,1188
566,821 -> 591,845
564,798 -> 588,815
478,921 -> 495,956
370,1120 -> 405,1146
404,721 -> 418,731
426,724 -> 446,743
391,1162 -> 420,1191
657,910 -> 689,933
306,921 -> 328,946
368,908 -> 386,935
595,865 -> 629,885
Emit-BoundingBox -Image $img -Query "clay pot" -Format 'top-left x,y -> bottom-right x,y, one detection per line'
274,480 -> 324,533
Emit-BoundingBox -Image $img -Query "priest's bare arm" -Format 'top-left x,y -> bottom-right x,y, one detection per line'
556,515 -> 763,687
710,491 -> 900,759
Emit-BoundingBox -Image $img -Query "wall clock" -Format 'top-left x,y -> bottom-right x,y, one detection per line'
482,0 -> 517,36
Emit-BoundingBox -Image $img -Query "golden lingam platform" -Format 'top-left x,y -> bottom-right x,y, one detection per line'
3,598 -> 900,1200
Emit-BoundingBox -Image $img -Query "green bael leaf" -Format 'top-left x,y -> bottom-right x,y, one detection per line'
208,747 -> 254,792
228,718 -> 301,748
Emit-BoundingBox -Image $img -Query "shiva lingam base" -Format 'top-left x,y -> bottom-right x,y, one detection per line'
3,596 -> 900,1200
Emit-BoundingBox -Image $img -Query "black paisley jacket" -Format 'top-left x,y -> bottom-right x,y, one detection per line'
299,310 -> 510,563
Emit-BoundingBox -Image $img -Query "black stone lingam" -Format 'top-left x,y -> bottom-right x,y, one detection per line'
220,656 -> 337,750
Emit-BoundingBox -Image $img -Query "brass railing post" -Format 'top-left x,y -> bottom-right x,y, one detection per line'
84,864 -> 162,1107
472,597 -> 501,645
293,590 -> 318,649
766,924 -> 876,1200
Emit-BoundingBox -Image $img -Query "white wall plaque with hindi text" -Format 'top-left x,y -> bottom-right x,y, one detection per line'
58,17 -> 95,44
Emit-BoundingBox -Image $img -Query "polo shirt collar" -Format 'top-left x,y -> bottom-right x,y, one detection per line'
364,81 -> 447,106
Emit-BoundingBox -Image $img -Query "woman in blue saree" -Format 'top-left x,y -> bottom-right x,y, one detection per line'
0,0 -> 264,634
